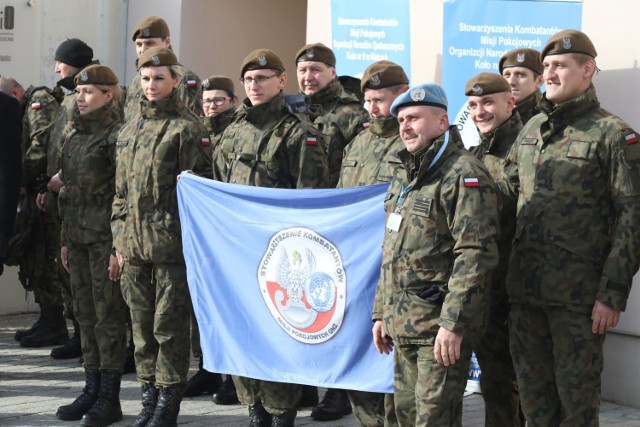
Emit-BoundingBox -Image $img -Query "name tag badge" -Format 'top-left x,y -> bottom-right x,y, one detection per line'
387,212 -> 403,232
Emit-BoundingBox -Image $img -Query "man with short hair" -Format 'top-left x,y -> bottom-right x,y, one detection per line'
507,29 -> 640,426
374,83 -> 500,425
212,48 -> 329,427
499,48 -> 544,124
465,72 -> 523,427
296,42 -> 368,187
125,16 -> 201,120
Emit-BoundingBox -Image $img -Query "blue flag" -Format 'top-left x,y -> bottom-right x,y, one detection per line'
177,174 -> 394,393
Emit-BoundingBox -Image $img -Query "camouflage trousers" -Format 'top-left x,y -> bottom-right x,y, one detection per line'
509,302 -> 603,427
347,390 -> 397,427
474,299 -> 522,426
67,238 -> 127,371
190,299 -> 202,359
120,259 -> 191,388
42,197 -> 72,318
233,376 -> 301,415
393,340 -> 472,427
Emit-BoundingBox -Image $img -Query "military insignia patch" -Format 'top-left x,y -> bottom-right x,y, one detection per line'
201,137 -> 211,147
202,79 -> 210,89
151,55 -> 160,65
306,136 -> 318,146
80,71 -> 88,82
464,177 -> 480,187
31,102 -> 41,110
370,74 -> 381,87
306,48 -> 314,59
258,55 -> 267,66
258,227 -> 346,344
516,52 -> 526,63
187,79 -> 197,87
626,134 -> 638,145
472,84 -> 483,95
411,196 -> 431,217
411,88 -> 425,101
142,27 -> 150,37
562,36 -> 572,49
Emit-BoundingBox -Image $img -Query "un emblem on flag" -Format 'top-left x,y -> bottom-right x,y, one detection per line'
258,227 -> 346,344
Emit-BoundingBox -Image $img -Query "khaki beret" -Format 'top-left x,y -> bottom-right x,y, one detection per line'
132,16 -> 170,41
137,47 -> 177,69
499,48 -> 543,75
390,83 -> 447,117
361,60 -> 409,91
240,49 -> 285,77
295,43 -> 336,67
74,64 -> 119,86
465,73 -> 511,96
541,29 -> 597,60
202,75 -> 235,96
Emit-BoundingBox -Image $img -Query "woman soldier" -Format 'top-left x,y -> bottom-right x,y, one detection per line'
55,64 -> 127,427
111,46 -> 212,426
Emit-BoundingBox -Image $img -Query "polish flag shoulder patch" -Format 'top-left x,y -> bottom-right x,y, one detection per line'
31,102 -> 41,110
306,136 -> 318,146
464,177 -> 479,187
363,122 -> 370,130
187,79 -> 197,87
625,133 -> 638,145
201,137 -> 211,147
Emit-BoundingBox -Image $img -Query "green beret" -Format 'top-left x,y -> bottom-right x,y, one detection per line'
361,60 -> 409,91
74,64 -> 119,86
202,75 -> 235,96
499,48 -> 543,75
390,83 -> 447,117
465,73 -> 511,96
295,43 -> 336,67
240,49 -> 285,77
137,46 -> 177,69
132,16 -> 170,41
541,29 -> 597,60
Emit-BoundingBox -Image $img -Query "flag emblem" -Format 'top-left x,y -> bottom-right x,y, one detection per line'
201,137 -> 211,147
31,102 -> 41,110
258,227 -> 346,344
187,79 -> 197,87
626,134 -> 638,145
464,177 -> 479,187
307,136 -> 318,145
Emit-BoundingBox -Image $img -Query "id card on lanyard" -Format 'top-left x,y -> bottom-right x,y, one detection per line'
386,132 -> 449,232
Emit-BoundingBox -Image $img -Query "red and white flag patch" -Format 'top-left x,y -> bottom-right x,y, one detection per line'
363,122 -> 370,130
464,177 -> 479,187
626,133 -> 638,145
31,102 -> 41,110
187,79 -> 197,87
201,137 -> 211,147
306,136 -> 318,146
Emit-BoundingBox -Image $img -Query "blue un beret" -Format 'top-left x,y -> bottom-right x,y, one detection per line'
390,83 -> 448,117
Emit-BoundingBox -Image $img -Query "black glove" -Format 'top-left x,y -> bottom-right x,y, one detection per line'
35,174 -> 51,194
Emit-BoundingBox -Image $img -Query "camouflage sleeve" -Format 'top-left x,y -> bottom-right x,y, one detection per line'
179,120 -> 213,178
111,127 -> 130,255
439,166 -> 500,335
285,123 -> 330,189
58,186 -> 68,247
23,91 -> 59,185
176,72 -> 203,117
598,128 -> 640,310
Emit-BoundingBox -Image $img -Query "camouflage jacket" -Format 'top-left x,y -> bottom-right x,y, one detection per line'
19,86 -> 60,189
506,85 -> 640,312
469,112 -> 522,289
373,126 -> 500,343
59,104 -> 122,247
124,63 -> 202,121
337,116 -> 405,188
112,93 -> 212,264
514,90 -> 542,125
212,92 -> 330,189
201,107 -> 236,151
308,78 -> 368,187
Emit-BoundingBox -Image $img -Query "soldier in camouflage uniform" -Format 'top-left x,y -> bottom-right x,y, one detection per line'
373,83 -> 500,427
112,47 -> 212,427
295,43 -> 368,188
506,30 -> 640,427
124,16 -> 202,121
22,39 -> 98,353
336,60 -> 409,427
212,48 -> 329,427
465,73 -> 523,427
499,48 -> 544,125
54,65 -> 127,427
183,75 -> 239,400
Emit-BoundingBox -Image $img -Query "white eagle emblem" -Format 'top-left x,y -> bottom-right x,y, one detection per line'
202,78 -> 210,89
275,248 -> 317,328
80,71 -> 88,82
151,55 -> 160,66
142,27 -> 150,37
305,48 -> 315,59
257,55 -> 267,66
562,36 -> 572,49
516,52 -> 526,63
370,74 -> 381,87
472,84 -> 483,95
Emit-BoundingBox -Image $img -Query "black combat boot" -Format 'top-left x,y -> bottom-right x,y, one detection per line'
20,304 -> 69,347
128,383 -> 159,427
248,402 -> 272,427
211,374 -> 239,405
271,410 -> 296,427
14,310 -> 43,341
183,357 -> 222,397
51,317 -> 82,359
56,369 -> 101,420
147,387 -> 183,427
298,384 -> 318,407
81,370 -> 122,426
310,388 -> 353,421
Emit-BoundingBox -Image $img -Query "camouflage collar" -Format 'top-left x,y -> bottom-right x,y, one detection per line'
73,103 -> 122,133
399,125 -> 463,181
368,115 -> 399,138
140,91 -> 184,119
478,111 -> 523,155
242,91 -> 288,126
540,84 -> 600,119
202,107 -> 236,135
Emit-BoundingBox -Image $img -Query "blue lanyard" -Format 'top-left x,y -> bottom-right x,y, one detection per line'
396,131 -> 449,208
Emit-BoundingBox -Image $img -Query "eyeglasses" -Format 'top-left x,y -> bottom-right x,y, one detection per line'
239,74 -> 278,85
202,97 -> 230,107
